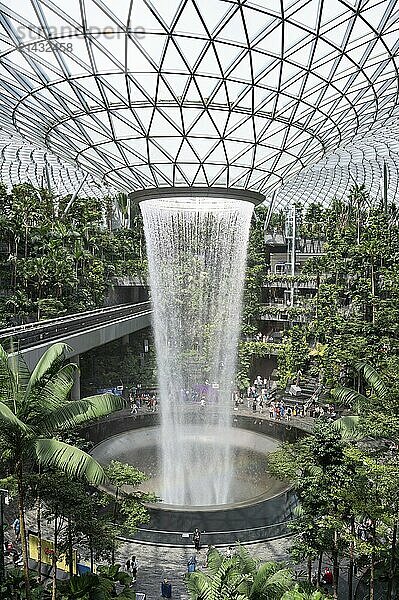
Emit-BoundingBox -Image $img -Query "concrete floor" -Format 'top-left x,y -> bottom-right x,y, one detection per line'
115,536 -> 293,599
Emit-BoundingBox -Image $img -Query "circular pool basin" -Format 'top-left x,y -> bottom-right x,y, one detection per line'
91,422 -> 295,545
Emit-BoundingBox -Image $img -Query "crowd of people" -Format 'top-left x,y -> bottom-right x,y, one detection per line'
128,372 -> 339,423
129,392 -> 158,414
230,374 -> 338,422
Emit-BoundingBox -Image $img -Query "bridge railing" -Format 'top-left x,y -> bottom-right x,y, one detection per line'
0,301 -> 152,352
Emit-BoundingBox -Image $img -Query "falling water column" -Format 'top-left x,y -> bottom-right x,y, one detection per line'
139,193 -> 255,506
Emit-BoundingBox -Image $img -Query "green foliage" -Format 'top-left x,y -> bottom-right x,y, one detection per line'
237,341 -> 281,389
103,459 -> 153,535
104,460 -> 146,489
242,206 -> 269,335
269,413 -> 399,599
0,343 -> 127,486
281,588 -> 329,600
0,567 -> 50,600
80,328 -> 156,394
0,184 -> 146,326
331,361 -> 399,439
0,342 -> 133,596
301,193 -> 399,387
58,565 -> 136,599
277,326 -> 309,388
249,188 -> 399,391
185,546 -> 318,600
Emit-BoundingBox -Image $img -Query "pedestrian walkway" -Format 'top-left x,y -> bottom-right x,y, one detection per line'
236,404 -> 315,432
115,536 -> 292,599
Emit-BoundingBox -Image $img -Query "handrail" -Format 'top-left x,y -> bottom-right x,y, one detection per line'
0,301 -> 152,351
0,301 -> 151,336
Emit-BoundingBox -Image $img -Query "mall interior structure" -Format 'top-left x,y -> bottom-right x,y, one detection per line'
0,2 -> 398,599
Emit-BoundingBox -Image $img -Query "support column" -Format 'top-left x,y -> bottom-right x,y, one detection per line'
121,334 -> 130,347
383,161 -> 388,214
290,204 -> 297,307
71,354 -> 81,400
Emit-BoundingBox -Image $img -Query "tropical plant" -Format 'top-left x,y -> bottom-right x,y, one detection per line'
58,564 -> 135,600
330,361 -> 399,439
331,361 -> 388,411
0,342 -> 126,599
0,567 -> 50,600
186,547 -> 294,600
0,184 -> 148,326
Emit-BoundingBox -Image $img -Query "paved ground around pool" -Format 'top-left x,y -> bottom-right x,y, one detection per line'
115,536 -> 292,599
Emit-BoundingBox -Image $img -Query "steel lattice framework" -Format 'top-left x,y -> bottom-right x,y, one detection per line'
276,118 -> 399,206
0,0 -> 398,205
0,128 -> 110,197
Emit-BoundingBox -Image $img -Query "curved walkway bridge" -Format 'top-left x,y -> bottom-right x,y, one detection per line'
0,302 -> 152,396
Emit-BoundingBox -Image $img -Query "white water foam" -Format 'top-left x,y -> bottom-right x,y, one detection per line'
141,196 -> 253,505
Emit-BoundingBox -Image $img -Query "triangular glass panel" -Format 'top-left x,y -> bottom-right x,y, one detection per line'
176,36 -> 207,70
162,73 -> 190,98
148,140 -> 173,161
203,163 -> 225,182
323,19 -> 350,47
217,10 -> 246,44
176,139 -> 199,162
188,111 -> 220,137
183,77 -> 203,103
199,1 -> 230,36
289,1 -> 319,31
150,110 -> 182,136
213,41 -> 241,75
257,62 -> 282,90
231,145 -> 254,167
130,0 -> 165,32
129,74 -> 157,101
162,40 -> 189,71
146,0 -> 178,29
262,127 -> 286,148
241,5 -> 268,42
190,137 -> 218,161
136,33 -> 167,68
127,43 -> 157,73
153,163 -> 174,184
227,117 -> 254,142
111,112 -> 142,138
179,162 -> 200,183
229,52 -> 252,81
175,1 -> 208,37
192,166 -> 207,185
212,166 -> 227,186
206,142 -> 227,163
197,46 -> 221,77
255,24 -> 282,55
152,136 -> 182,158
287,41 -> 314,68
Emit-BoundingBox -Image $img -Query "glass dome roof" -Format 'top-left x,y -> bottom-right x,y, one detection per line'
0,0 -> 398,205
0,128 -> 110,197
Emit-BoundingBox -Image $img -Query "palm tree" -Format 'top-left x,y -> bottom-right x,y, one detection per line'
331,361 -> 388,439
331,361 -> 388,412
186,547 -> 294,600
0,342 -> 126,599
331,362 -> 399,600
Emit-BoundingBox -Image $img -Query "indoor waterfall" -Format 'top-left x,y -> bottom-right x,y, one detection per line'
141,196 -> 253,506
